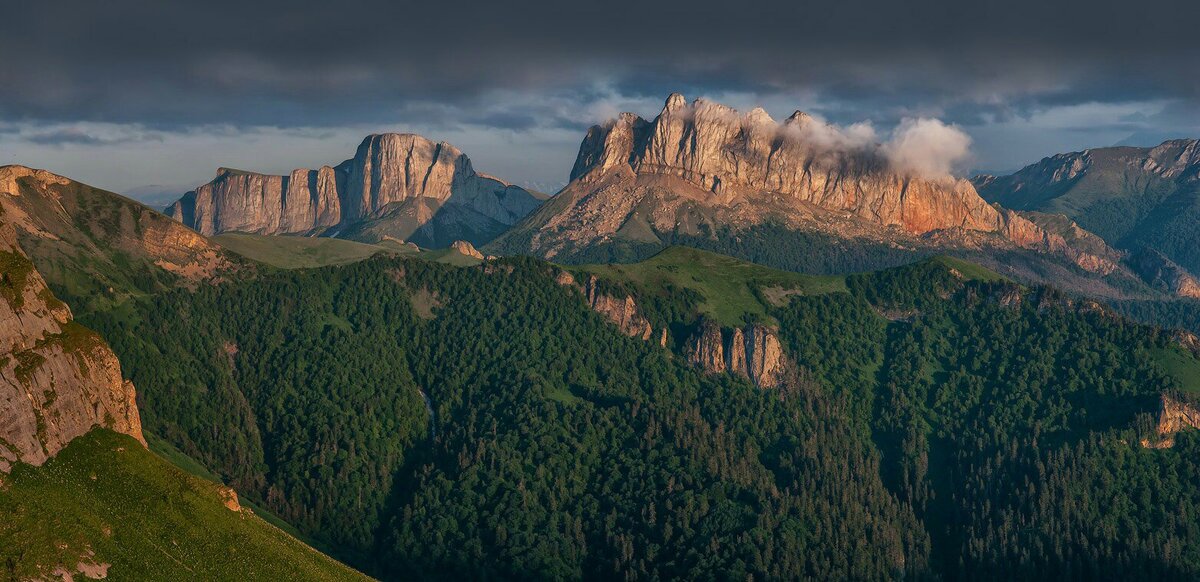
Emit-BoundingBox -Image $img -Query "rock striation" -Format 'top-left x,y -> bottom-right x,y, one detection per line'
685,320 -> 787,388
497,93 -> 1115,273
167,134 -> 544,248
0,218 -> 143,472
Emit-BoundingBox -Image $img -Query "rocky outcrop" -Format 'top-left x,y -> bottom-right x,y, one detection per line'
0,219 -> 143,472
498,94 -> 1113,273
168,134 -> 544,247
1142,393 -> 1200,449
450,240 -> 485,260
556,271 -> 658,342
687,321 -> 727,374
685,320 -> 787,388
581,275 -> 654,341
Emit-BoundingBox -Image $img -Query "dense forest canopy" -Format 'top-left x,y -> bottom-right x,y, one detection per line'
82,249 -> 1200,580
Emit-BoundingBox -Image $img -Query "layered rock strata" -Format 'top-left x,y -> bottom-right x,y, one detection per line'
0,219 -> 144,472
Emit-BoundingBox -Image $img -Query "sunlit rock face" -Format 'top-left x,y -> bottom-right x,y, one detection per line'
168,134 -> 543,247
0,219 -> 143,472
499,93 -> 1114,274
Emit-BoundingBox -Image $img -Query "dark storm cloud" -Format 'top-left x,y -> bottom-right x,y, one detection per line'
2,0 -> 1197,130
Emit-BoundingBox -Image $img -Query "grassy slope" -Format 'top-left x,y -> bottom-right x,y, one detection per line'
214,233 -> 481,269
1151,347 -> 1200,395
928,255 -> 1006,283
213,233 -> 415,269
0,430 -> 368,582
578,246 -> 847,326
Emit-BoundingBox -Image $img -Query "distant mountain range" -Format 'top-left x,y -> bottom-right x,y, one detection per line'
166,134 -> 546,248
975,139 -> 1200,295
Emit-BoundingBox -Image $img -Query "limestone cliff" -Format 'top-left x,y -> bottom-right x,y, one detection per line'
168,134 -> 545,248
495,93 -> 1114,274
1141,393 -> 1200,449
556,271 -> 659,343
0,218 -> 143,472
685,320 -> 787,388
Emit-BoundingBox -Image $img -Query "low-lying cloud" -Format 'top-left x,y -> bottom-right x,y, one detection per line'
882,118 -> 973,179
743,107 -> 972,179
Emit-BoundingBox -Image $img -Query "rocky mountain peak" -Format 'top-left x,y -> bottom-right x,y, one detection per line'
533,93 -> 1107,267
662,92 -> 688,114
785,110 -> 814,126
168,133 -> 543,248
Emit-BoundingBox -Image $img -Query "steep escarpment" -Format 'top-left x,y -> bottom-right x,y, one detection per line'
0,165 -> 240,312
685,320 -> 788,388
975,139 -> 1200,279
1141,393 -> 1200,448
0,219 -> 143,472
556,270 -> 663,343
168,134 -> 545,248
494,94 -> 1114,276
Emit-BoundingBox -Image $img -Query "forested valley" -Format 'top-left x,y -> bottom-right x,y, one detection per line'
81,250 -> 1200,580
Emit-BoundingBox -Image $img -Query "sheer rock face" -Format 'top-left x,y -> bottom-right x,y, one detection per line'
686,322 -> 728,375
168,134 -> 542,246
0,221 -> 143,472
581,275 -> 654,341
1142,393 -> 1200,449
567,94 -> 1038,236
556,271 -> 656,341
503,94 -> 1113,273
685,321 -> 787,388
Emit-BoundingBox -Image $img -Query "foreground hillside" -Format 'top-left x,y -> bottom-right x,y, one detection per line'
82,246 -> 1200,579
0,429 -> 367,581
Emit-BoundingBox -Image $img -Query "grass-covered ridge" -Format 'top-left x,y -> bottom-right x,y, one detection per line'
0,429 -> 366,581
213,233 -> 414,269
578,245 -> 846,326
213,232 -> 483,269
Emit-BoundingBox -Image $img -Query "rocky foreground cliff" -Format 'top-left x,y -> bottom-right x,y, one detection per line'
0,216 -> 143,472
167,134 -> 545,248
492,94 -> 1118,276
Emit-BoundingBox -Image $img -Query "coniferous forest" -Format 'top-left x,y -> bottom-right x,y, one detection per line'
80,253 -> 1200,580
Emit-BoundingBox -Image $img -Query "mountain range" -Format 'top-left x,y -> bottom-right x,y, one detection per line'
7,92 -> 1200,579
975,139 -> 1200,294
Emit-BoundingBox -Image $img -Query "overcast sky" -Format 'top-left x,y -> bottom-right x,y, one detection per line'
2,0 -> 1198,203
